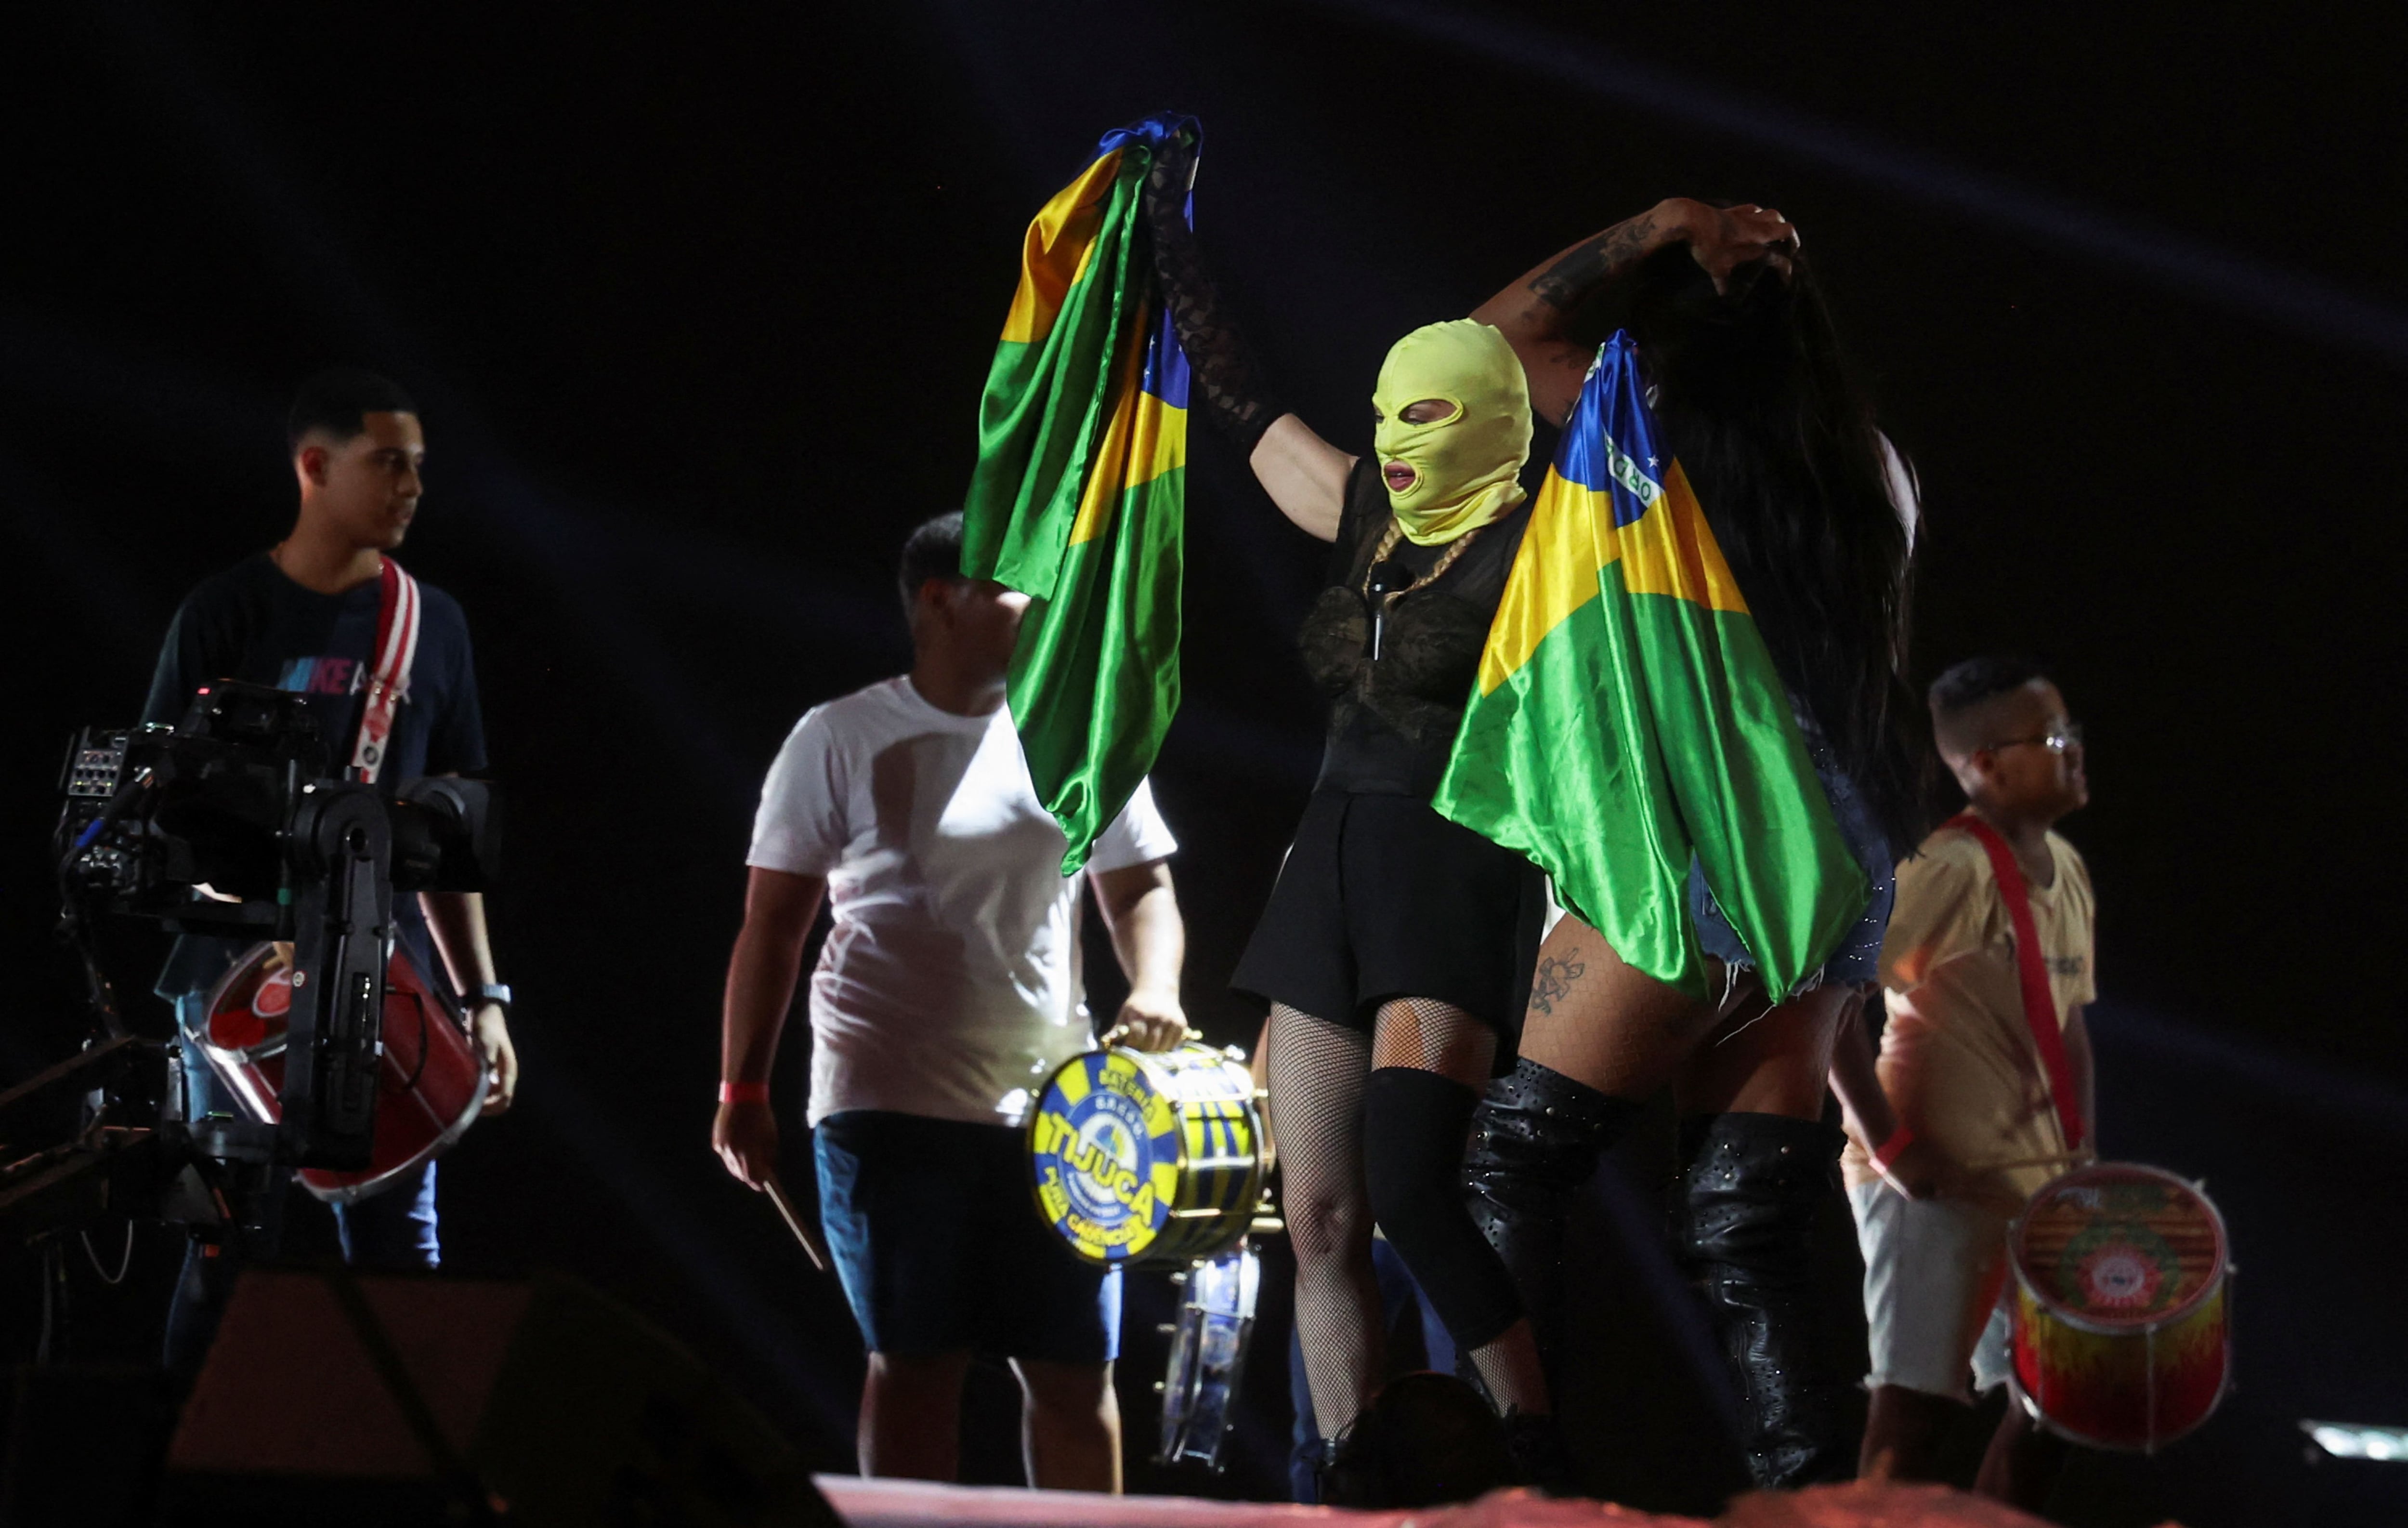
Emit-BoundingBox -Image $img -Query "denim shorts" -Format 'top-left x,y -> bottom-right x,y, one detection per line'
814,1110 -> 1121,1363
1686,731 -> 1894,989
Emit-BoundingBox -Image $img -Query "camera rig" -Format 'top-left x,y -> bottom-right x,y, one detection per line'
7,679 -> 497,1250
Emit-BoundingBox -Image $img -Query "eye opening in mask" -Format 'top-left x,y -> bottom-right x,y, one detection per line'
1397,397 -> 1461,425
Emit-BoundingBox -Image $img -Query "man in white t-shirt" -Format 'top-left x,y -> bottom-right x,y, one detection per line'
712,513 -> 1187,1493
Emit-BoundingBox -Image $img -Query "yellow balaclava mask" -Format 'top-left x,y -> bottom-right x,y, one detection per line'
1371,319 -> 1533,546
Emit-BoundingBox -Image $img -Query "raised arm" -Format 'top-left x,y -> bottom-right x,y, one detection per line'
1140,131 -> 1350,542
1471,199 -> 1798,427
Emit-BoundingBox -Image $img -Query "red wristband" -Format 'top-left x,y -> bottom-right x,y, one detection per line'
719,1080 -> 771,1105
1873,1123 -> 1917,1170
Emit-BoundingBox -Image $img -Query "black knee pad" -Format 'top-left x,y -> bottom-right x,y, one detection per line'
1361,1066 -> 1523,1351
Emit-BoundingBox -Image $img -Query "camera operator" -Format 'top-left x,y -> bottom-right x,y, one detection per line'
142,368 -> 516,1376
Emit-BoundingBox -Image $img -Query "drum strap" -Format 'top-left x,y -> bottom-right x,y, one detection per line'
1947,813 -> 2085,1149
348,556 -> 422,786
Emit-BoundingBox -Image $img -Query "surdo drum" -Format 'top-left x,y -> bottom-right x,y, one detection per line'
1026,1042 -> 1266,1267
2008,1161 -> 2232,1450
193,941 -> 488,1202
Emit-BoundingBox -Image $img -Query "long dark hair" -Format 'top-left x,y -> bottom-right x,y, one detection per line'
1626,242 -> 1928,853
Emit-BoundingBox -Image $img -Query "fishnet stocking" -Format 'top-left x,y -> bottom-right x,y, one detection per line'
1267,1003 -> 1378,1439
1369,997 -> 1494,1077
1465,1321 -> 1549,1419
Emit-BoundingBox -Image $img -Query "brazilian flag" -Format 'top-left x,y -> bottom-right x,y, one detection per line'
1434,333 -> 1866,1001
963,115 -> 1192,873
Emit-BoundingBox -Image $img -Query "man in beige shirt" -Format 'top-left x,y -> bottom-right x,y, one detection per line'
1829,656 -> 2096,1511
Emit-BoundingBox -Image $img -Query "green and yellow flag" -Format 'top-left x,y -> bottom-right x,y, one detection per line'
963,115 -> 1192,873
1434,332 -> 1867,1001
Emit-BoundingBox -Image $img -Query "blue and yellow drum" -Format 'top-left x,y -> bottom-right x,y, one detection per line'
1027,1043 -> 1266,1266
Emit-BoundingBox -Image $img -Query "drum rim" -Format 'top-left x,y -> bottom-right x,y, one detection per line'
1025,1042 -> 1262,1269
199,943 -> 487,1204
300,948 -> 483,1202
301,1062 -> 484,1203
2009,1159 -> 2231,1334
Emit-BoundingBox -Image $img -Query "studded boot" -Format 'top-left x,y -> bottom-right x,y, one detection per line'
1465,1058 -> 1642,1363
1675,1111 -> 1853,1488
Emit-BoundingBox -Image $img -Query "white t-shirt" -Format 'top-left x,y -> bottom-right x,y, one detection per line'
747,676 -> 1178,1127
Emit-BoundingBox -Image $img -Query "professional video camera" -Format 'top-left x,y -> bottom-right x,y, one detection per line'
8,680 -> 498,1251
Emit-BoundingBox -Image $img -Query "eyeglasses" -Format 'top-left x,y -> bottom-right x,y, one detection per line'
1987,721 -> 2083,755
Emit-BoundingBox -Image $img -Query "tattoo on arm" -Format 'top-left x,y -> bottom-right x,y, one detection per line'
1531,213 -> 1662,310
1530,955 -> 1588,1017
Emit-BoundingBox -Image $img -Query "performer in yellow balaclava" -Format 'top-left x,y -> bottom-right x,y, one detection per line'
1135,120 -> 1799,1494
1369,318 -> 1532,545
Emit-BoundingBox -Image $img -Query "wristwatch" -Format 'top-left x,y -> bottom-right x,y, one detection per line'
467,983 -> 513,1014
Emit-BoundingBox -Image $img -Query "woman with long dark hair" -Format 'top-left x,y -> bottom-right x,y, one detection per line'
1136,128 -> 1802,1483
1458,213 -> 1926,1487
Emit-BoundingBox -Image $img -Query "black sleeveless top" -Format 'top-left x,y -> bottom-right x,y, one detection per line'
1301,461 -> 1533,797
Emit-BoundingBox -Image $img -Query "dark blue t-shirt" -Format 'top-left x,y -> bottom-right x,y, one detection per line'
144,552 -> 487,1001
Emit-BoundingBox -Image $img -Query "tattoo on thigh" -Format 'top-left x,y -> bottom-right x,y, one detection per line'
1531,955 -> 1587,1016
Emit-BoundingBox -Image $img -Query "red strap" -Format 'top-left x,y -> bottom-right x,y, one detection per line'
349,556 -> 422,784
1872,1122 -> 1917,1170
1947,813 -> 2084,1147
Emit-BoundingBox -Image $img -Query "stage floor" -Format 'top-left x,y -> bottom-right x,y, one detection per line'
812,1475 -> 2057,1528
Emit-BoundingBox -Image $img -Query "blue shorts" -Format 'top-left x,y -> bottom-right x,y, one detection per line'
814,1110 -> 1121,1363
1687,729 -> 1894,989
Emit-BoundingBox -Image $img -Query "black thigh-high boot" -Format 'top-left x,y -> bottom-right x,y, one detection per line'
1464,1059 -> 1643,1364
1676,1111 -> 1852,1488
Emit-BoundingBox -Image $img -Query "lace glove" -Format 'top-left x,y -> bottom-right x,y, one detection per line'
1139,128 -> 1285,456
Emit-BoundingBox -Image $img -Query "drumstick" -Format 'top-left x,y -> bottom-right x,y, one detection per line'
1973,1149 -> 2098,1174
763,1173 -> 831,1273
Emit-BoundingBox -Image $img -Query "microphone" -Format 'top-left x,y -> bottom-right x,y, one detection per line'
1366,560 -> 1413,661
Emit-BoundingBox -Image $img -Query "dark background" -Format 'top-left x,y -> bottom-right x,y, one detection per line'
5,4 -> 2406,1524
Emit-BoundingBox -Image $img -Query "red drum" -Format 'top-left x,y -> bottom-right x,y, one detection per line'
194,942 -> 488,1203
2008,1161 -> 2231,1451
